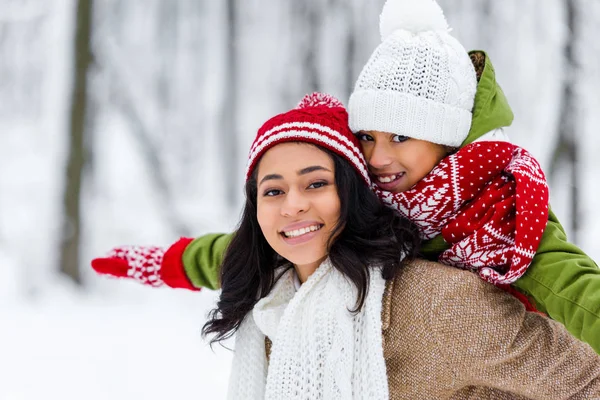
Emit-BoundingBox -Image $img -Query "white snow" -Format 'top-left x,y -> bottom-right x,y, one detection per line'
0,254 -> 231,400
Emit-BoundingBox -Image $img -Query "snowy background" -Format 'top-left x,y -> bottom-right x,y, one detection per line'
1,0 -> 599,399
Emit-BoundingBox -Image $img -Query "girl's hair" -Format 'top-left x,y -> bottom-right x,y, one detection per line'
202,146 -> 421,344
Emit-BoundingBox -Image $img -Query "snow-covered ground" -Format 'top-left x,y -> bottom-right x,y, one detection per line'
0,252 -> 231,400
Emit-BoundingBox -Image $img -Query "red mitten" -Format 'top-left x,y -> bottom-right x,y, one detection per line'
91,237 -> 199,291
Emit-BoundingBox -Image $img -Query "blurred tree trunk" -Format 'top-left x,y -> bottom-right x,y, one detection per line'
221,0 -> 239,208
59,0 -> 93,284
344,1 -> 357,99
293,0 -> 321,93
550,0 -> 579,242
302,1 -> 321,92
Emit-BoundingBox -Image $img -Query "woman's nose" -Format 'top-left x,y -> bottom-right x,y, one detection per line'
280,188 -> 309,217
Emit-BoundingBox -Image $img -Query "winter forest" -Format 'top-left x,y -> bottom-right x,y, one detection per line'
1,0 -> 600,398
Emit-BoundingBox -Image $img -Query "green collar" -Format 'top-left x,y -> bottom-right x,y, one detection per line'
461,51 -> 514,146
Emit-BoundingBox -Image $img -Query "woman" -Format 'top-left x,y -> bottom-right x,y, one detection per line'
202,93 -> 600,399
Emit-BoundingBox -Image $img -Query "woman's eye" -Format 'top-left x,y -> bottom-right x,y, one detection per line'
263,189 -> 283,197
356,133 -> 374,142
308,181 -> 328,189
392,135 -> 409,143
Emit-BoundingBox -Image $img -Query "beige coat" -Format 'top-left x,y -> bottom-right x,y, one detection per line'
266,260 -> 600,399
382,260 -> 600,399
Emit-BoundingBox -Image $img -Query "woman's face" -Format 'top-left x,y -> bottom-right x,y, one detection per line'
256,142 -> 340,276
357,130 -> 449,193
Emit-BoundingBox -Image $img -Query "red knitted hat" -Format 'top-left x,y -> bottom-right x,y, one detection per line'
246,92 -> 370,185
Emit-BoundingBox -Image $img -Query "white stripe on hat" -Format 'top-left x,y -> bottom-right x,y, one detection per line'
251,122 -> 365,163
246,127 -> 370,184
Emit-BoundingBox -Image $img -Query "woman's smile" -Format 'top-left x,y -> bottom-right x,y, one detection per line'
280,221 -> 323,239
280,223 -> 324,245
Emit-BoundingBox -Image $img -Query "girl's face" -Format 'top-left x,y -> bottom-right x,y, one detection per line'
256,143 -> 340,279
357,131 -> 449,193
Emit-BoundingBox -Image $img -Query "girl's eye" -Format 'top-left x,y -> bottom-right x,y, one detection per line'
356,133 -> 374,142
308,181 -> 328,189
263,189 -> 283,197
392,135 -> 409,143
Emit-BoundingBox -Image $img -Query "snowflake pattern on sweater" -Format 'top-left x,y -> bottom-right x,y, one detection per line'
375,141 -> 549,285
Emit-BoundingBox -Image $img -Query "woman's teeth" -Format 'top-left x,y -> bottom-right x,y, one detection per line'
283,225 -> 322,238
377,173 -> 404,183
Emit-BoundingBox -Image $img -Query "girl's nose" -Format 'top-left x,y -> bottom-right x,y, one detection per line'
368,142 -> 395,169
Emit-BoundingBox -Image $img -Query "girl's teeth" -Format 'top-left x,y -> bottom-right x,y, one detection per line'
378,174 -> 398,183
377,173 -> 405,183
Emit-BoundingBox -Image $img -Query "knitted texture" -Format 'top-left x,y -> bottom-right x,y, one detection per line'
374,141 -> 549,285
228,260 -> 389,400
91,238 -> 198,290
349,0 -> 476,147
92,245 -> 165,286
246,92 -> 370,185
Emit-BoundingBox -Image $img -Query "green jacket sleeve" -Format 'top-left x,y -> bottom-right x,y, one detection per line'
512,209 -> 600,354
181,233 -> 233,290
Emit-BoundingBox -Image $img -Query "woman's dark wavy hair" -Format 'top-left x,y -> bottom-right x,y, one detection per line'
202,145 -> 421,344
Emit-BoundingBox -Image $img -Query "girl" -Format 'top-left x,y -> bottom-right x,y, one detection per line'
206,92 -> 600,399
92,0 -> 600,354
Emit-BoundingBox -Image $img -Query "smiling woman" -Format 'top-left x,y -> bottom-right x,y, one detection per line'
201,92 -> 424,400
200,93 -> 600,400
202,93 -> 420,350
256,142 -> 340,282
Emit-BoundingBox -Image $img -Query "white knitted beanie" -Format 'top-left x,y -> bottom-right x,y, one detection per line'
349,0 -> 477,147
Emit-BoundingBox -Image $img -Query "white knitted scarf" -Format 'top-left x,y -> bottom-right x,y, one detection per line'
227,259 -> 389,400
